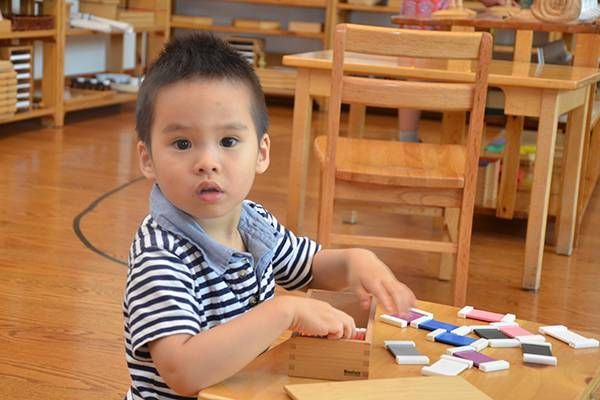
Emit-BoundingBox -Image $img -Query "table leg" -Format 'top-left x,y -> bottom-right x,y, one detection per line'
522,90 -> 560,290
496,115 -> 523,219
286,69 -> 314,234
555,86 -> 591,255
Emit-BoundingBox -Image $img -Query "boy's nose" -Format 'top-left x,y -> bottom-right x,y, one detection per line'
194,150 -> 220,174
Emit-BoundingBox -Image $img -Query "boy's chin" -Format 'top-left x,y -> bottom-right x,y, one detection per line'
188,204 -> 243,221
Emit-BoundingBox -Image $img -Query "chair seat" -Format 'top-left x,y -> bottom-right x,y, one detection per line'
314,136 -> 466,189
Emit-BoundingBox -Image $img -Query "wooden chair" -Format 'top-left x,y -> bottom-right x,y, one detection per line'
314,24 -> 492,306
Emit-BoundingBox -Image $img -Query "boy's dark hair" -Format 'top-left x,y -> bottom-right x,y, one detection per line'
136,33 -> 269,148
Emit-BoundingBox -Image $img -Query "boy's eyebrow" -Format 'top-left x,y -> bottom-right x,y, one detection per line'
162,123 -> 190,134
161,122 -> 249,134
219,122 -> 249,131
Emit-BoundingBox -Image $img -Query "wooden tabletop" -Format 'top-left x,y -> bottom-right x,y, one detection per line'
199,300 -> 600,400
391,12 -> 600,33
282,50 -> 600,90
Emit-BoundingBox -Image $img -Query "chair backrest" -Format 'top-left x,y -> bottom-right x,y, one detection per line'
324,23 -> 492,194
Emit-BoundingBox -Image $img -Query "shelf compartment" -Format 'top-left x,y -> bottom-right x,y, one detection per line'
170,17 -> 325,40
0,107 -> 54,123
66,26 -> 165,36
64,89 -> 137,112
0,29 -> 56,40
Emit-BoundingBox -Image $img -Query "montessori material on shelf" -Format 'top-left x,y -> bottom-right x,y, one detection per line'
0,45 -> 32,112
0,61 -> 16,118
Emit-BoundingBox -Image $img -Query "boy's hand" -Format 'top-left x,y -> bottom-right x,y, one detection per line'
345,249 -> 416,315
279,296 -> 356,339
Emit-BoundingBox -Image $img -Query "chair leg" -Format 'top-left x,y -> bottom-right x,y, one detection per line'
439,207 -> 459,281
317,171 -> 335,248
453,207 -> 475,307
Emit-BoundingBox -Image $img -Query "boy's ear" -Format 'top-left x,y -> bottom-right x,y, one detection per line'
256,133 -> 271,174
137,141 -> 156,179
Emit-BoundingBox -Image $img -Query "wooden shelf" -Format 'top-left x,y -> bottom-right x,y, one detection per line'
0,108 -> 55,123
337,3 -> 399,13
67,26 -> 165,36
202,0 -> 326,7
337,1 -> 484,14
170,19 -> 325,40
64,90 -> 137,112
0,29 -> 57,40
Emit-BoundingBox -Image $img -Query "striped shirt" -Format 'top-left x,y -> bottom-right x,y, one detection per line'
123,188 -> 319,400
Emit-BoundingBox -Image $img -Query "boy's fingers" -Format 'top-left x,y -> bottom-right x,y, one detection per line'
355,285 -> 373,310
328,320 -> 345,339
384,279 -> 415,314
366,281 -> 394,313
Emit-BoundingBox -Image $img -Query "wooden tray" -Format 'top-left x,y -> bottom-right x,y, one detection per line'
288,21 -> 322,33
170,15 -> 213,26
233,19 -> 281,30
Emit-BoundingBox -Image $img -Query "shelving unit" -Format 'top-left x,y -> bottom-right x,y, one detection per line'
0,0 -> 64,127
169,0 -> 331,96
61,0 -> 170,123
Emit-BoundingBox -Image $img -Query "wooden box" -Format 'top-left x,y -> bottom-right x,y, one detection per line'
233,19 -> 280,31
171,15 -> 213,27
79,2 -> 118,19
118,9 -> 155,28
5,15 -> 54,30
288,21 -> 322,33
288,289 -> 376,381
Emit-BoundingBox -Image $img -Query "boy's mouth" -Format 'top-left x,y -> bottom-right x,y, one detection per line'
196,182 -> 224,203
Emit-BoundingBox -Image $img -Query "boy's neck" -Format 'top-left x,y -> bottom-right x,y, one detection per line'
195,207 -> 246,252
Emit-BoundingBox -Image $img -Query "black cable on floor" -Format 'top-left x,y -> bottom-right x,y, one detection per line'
72,176 -> 145,266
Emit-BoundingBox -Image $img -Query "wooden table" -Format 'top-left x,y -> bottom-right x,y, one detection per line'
199,300 -> 600,400
282,50 -> 600,292
391,13 -> 600,286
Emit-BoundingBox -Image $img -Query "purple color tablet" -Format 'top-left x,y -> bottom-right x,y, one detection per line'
392,310 -> 428,323
454,350 -> 496,367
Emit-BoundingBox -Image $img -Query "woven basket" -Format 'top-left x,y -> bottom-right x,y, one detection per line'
5,15 -> 55,31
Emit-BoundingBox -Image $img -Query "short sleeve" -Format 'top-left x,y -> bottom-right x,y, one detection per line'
124,247 -> 202,361
249,202 -> 320,290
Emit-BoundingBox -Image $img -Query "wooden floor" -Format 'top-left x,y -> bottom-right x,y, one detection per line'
0,104 -> 599,399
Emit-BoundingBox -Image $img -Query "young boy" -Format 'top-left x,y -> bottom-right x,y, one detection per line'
124,33 -> 415,400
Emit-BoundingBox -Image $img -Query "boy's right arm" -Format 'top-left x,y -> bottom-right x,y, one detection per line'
148,295 -> 355,396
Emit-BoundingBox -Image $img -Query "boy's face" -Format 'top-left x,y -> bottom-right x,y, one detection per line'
137,78 -> 270,224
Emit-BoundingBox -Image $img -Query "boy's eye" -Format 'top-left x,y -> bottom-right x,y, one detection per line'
220,137 -> 238,148
173,139 -> 191,150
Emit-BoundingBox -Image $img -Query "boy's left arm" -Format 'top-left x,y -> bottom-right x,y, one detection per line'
308,248 -> 416,315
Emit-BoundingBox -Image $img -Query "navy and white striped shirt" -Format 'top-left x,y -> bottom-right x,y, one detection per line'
123,187 -> 319,400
